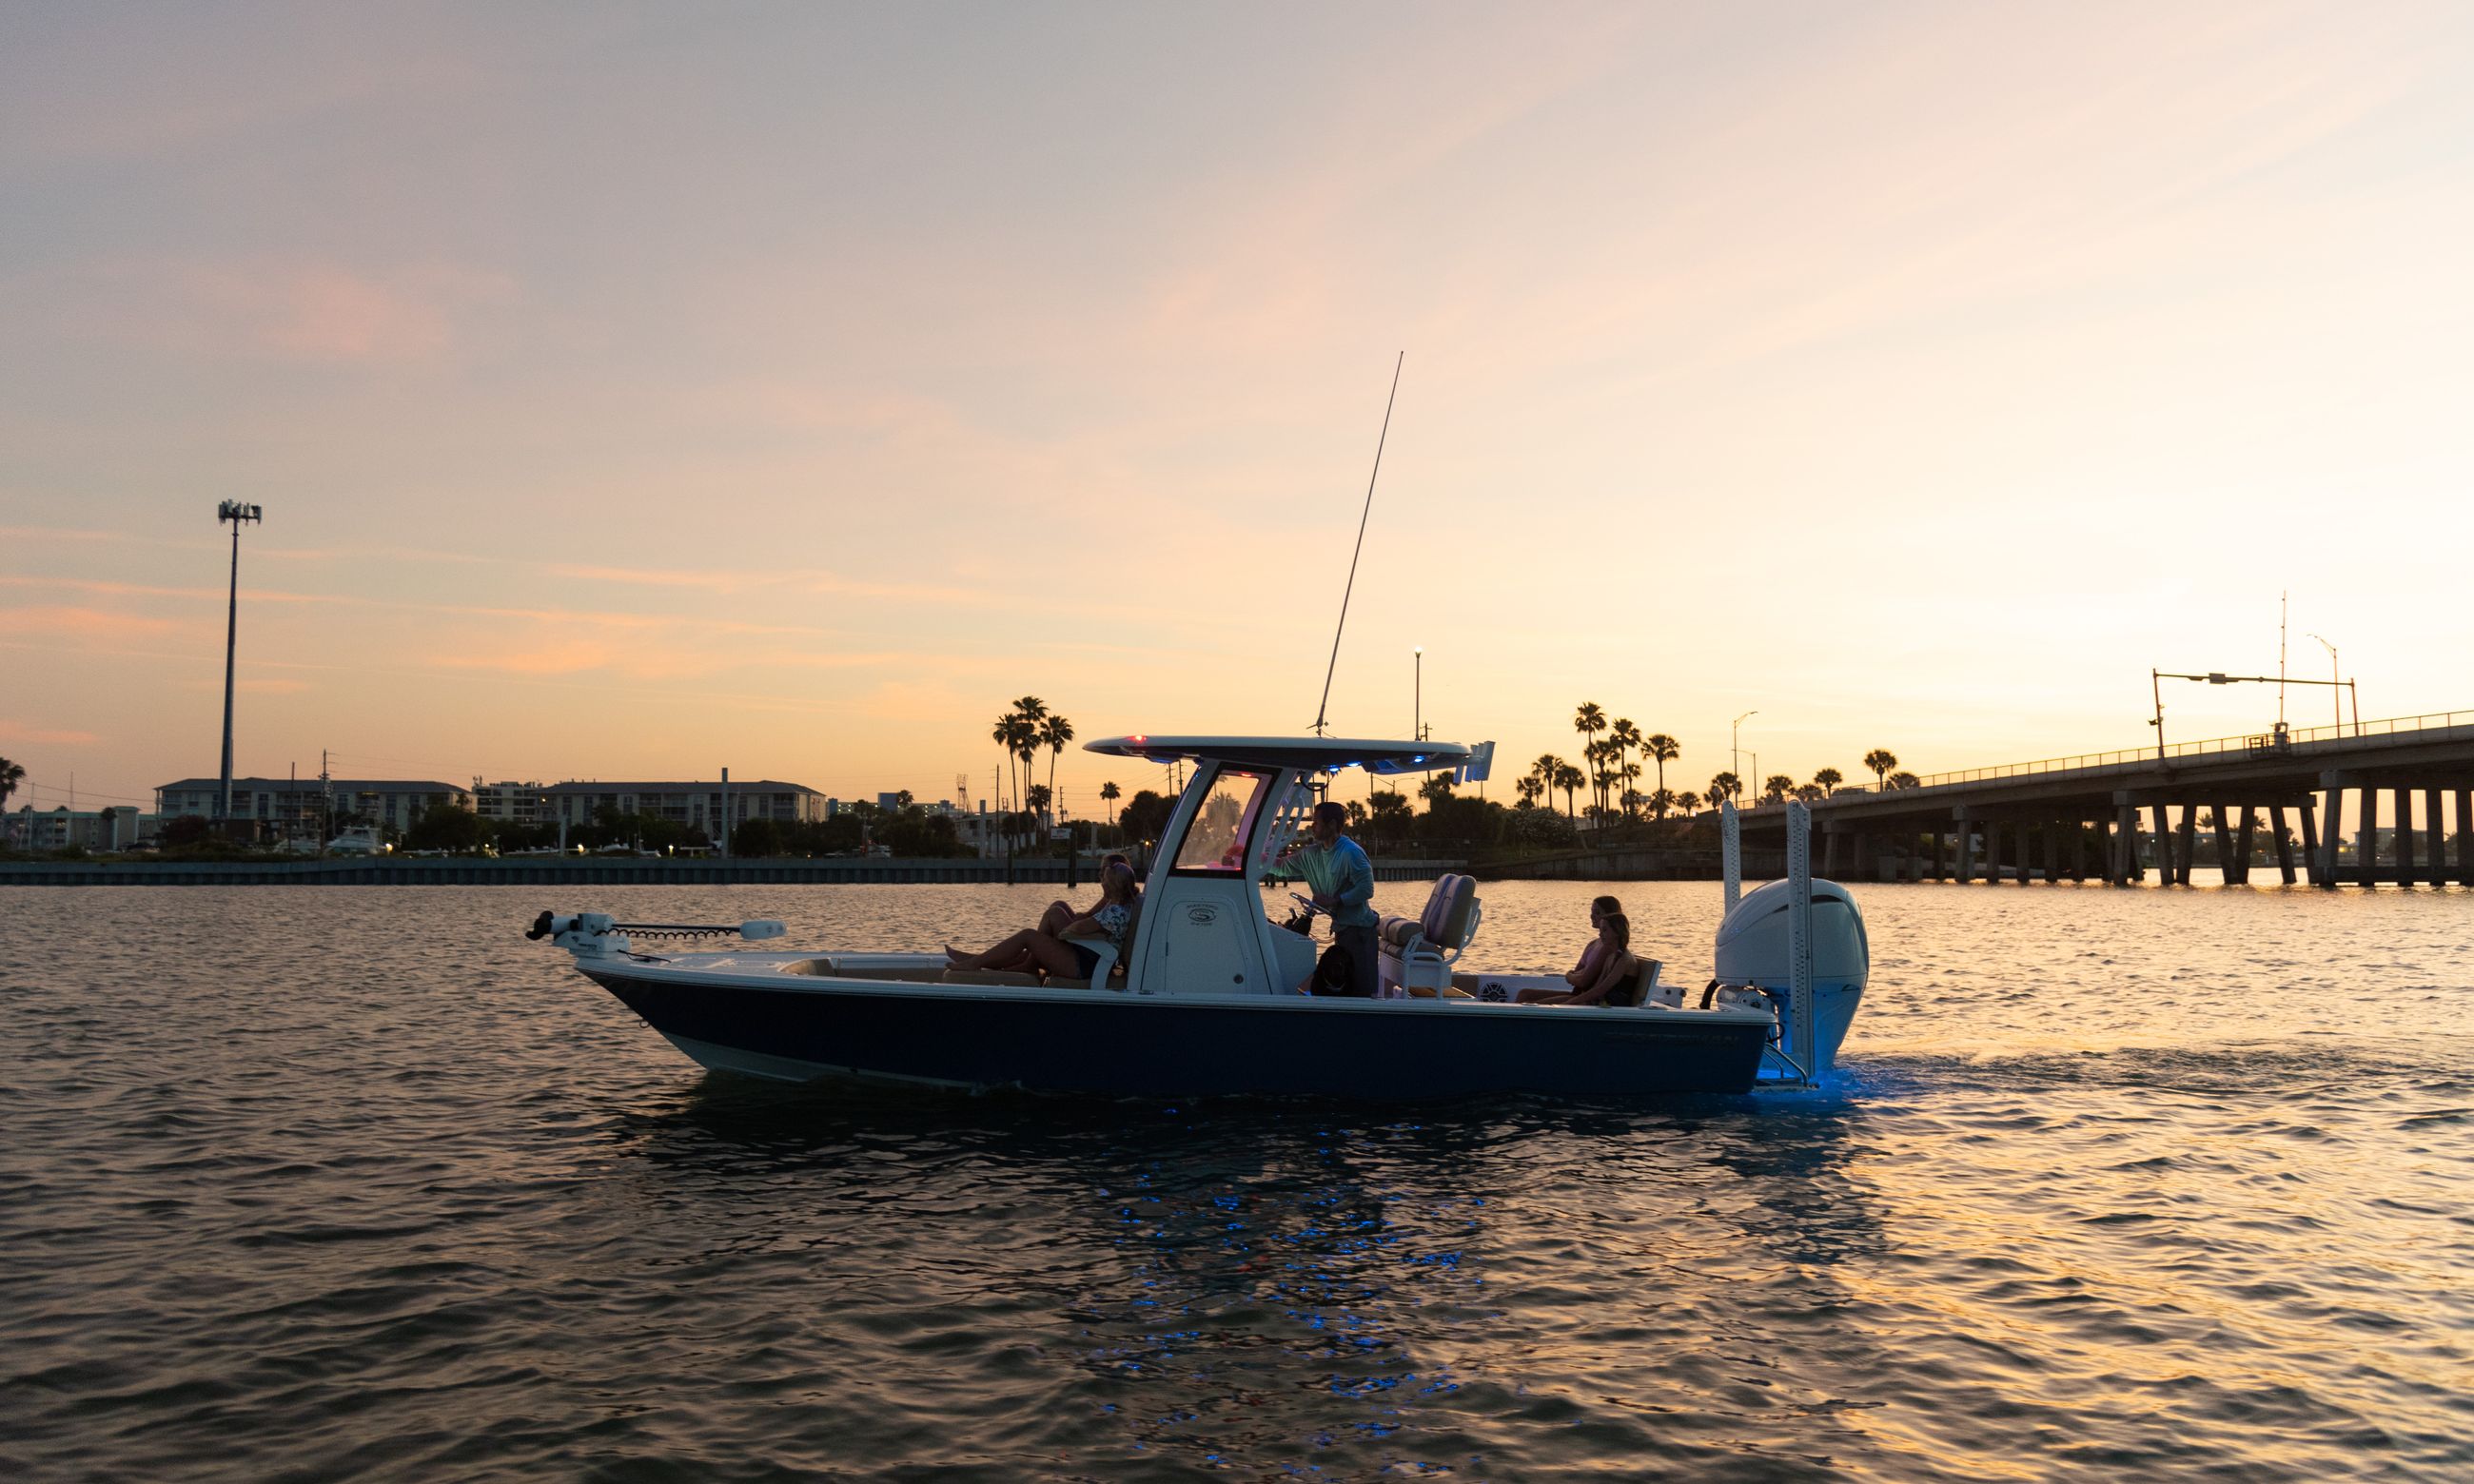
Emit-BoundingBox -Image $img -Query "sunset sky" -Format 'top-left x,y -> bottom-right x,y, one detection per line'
5,1 -> 2470,819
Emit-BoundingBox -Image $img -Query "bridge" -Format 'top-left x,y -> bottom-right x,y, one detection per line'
1735,709 -> 2474,887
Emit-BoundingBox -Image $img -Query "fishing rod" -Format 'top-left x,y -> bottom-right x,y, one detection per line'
1311,351 -> 1404,736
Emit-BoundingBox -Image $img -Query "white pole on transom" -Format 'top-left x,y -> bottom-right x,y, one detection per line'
1787,798 -> 1818,1079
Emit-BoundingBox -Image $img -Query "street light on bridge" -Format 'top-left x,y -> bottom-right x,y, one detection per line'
2152,663 -> 2359,762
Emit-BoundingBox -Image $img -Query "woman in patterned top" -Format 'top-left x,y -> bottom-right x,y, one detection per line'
947,861 -> 1140,982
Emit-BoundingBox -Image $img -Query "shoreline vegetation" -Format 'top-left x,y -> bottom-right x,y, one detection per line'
0,700 -> 1917,874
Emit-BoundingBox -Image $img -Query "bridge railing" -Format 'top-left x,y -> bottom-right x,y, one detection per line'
1738,708 -> 2474,807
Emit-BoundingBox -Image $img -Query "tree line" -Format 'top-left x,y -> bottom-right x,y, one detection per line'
1516,705 -> 1919,824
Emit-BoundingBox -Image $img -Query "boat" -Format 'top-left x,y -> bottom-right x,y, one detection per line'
525,735 -> 1869,1097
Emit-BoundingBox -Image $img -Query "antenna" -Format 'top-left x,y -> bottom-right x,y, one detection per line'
2277,592 -> 2287,729
1311,352 -> 1404,736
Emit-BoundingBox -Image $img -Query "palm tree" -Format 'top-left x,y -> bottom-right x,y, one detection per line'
1553,762 -> 1585,821
1012,728 -> 1042,836
991,712 -> 1018,814
0,755 -> 22,810
1764,774 -> 1795,804
992,707 -> 1041,849
1041,713 -> 1074,823
1609,719 -> 1641,816
1794,782 -> 1825,803
1099,780 -> 1121,830
1888,771 -> 1919,791
1812,767 -> 1842,797
1011,696 -> 1048,830
1572,703 -> 1607,815
894,789 -> 914,810
1515,776 -> 1542,809
1531,753 -> 1561,808
1675,790 -> 1700,815
1643,733 -> 1679,816
1863,749 -> 1898,791
1418,774 -> 1455,807
1708,771 -> 1740,806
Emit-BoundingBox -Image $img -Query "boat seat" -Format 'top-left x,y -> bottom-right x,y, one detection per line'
1378,873 -> 1482,994
1615,958 -> 1672,1008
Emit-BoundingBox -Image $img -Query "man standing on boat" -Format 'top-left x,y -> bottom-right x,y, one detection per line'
1281,800 -> 1380,997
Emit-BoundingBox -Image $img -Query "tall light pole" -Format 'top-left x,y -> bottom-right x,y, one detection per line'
1413,647 -> 1423,741
1731,711 -> 1757,800
215,500 -> 263,824
2307,634 -> 2339,732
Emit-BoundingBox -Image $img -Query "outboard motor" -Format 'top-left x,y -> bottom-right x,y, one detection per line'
1712,878 -> 1869,1072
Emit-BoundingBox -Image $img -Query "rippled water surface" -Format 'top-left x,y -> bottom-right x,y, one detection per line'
5,880 -> 2473,1481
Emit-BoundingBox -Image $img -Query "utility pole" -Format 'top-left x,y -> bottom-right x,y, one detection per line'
1413,647 -> 1423,742
215,500 -> 263,825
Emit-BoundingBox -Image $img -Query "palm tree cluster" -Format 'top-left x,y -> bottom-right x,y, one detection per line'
1521,704 -> 1686,825
990,696 -> 1075,848
1718,748 -> 1918,808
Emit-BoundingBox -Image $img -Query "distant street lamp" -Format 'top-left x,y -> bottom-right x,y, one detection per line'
1732,711 -> 1757,800
2307,634 -> 2340,732
215,500 -> 263,824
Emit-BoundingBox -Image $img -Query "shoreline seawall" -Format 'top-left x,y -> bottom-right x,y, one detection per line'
0,857 -> 1472,888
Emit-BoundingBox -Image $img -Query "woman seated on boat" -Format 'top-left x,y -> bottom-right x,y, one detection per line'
1516,895 -> 1621,1004
1037,853 -> 1130,938
1521,912 -> 1638,1006
948,861 -> 1139,981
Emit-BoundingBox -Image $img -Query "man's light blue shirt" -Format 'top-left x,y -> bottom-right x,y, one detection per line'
1292,835 -> 1377,929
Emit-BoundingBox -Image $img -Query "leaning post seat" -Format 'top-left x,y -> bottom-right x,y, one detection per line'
1376,873 -> 1482,994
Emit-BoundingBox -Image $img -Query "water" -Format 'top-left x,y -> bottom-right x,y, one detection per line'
4,880 -> 2471,1481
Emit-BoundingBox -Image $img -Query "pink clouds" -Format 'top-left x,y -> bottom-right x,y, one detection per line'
258,266 -> 457,363
45,258 -> 512,367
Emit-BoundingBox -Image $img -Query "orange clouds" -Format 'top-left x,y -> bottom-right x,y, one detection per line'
0,719 -> 102,746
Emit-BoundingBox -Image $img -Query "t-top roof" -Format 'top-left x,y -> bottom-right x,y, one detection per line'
1083,735 -> 1470,775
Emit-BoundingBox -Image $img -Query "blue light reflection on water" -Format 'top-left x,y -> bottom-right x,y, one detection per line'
2,880 -> 2472,1481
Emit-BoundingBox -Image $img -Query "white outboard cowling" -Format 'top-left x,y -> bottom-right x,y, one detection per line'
1713,877 -> 1869,1072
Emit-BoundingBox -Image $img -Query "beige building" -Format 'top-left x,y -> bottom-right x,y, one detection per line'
543,779 -> 827,835
154,777 -> 471,836
473,780 -> 550,826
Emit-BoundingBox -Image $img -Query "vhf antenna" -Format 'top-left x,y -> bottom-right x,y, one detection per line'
1311,352 -> 1404,736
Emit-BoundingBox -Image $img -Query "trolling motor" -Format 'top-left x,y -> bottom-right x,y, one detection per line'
525,911 -> 786,959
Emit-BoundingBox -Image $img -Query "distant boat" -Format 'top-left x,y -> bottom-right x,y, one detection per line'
327,829 -> 389,855
527,736 -> 1867,1098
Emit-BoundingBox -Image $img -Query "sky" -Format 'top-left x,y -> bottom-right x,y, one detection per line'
4,0 -> 2471,820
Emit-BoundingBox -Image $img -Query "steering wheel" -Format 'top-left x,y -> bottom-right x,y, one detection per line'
1289,891 -> 1327,917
